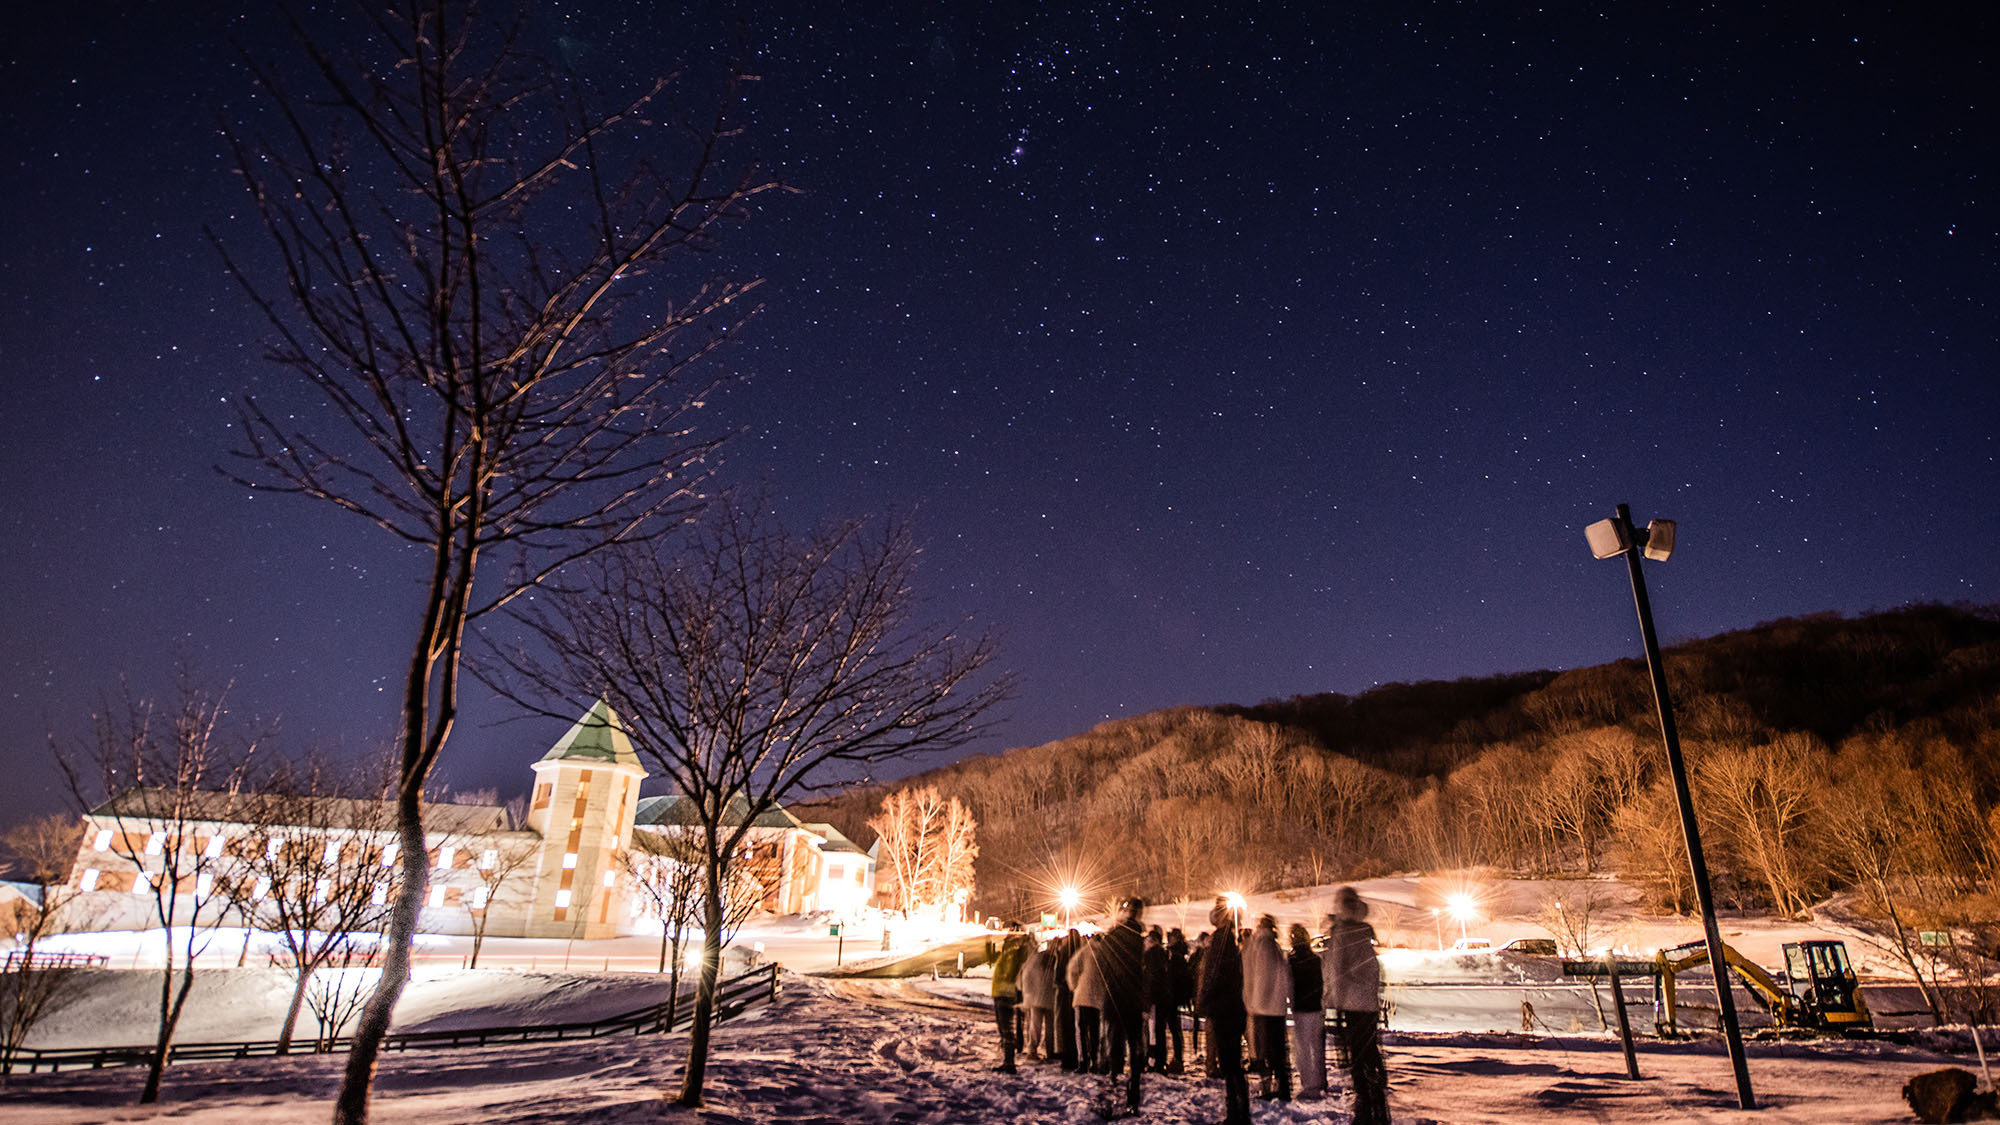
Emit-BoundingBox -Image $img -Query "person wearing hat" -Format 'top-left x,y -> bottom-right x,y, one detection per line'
1323,887 -> 1388,1124
1196,896 -> 1251,1125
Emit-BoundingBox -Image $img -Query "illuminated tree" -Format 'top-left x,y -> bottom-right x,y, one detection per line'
214,3 -> 772,1118
869,786 -> 979,919
0,815 -> 87,1077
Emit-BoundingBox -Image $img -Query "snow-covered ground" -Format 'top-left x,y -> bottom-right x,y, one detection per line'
0,973 -> 1977,1123
2,872 -> 1981,1121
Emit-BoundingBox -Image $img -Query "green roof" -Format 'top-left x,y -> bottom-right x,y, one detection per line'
539,700 -> 641,769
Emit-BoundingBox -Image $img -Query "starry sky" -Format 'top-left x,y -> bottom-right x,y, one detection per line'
1,3 -> 1994,832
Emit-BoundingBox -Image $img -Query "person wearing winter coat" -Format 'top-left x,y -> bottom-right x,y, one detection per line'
1241,914 -> 1293,1102
1099,898 -> 1149,1115
1196,899 -> 1250,1125
990,930 -> 1029,1072
1287,922 -> 1327,1098
1159,927 -> 1191,1073
1019,938 -> 1057,1062
1069,932 -> 1109,1072
1323,887 -> 1388,1125
1141,926 -> 1170,1072
1053,929 -> 1080,1070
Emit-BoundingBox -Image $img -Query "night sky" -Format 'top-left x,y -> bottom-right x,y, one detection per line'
2,4 -> 1994,833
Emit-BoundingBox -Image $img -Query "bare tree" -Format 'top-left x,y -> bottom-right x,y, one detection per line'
868,786 -> 979,919
622,831 -> 704,978
0,815 -> 88,1078
232,758 -> 399,1052
213,3 -> 773,1118
499,503 -> 1010,1106
461,832 -> 541,970
1697,735 -> 1831,916
56,681 -> 259,1104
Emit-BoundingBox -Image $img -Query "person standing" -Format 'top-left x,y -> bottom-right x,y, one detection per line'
1019,935 -> 1056,1062
1323,887 -> 1388,1124
1141,926 -> 1169,1072
1070,931 -> 1108,1073
1288,922 -> 1327,1099
1163,927 -> 1192,1073
1242,913 -> 1293,1102
990,929 -> 1028,1073
1054,929 -> 1080,1071
1197,898 -> 1250,1125
1099,897 -> 1149,1116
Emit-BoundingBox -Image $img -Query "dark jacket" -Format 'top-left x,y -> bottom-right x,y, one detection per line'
1100,919 -> 1147,1021
1143,937 -> 1170,1006
1288,944 -> 1323,1014
1170,938 -> 1195,1006
1196,927 -> 1246,1026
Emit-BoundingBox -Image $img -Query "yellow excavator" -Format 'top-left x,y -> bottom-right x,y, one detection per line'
1654,939 -> 1871,1035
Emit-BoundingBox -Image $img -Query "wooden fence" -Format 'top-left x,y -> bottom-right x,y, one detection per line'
3,963 -> 780,1075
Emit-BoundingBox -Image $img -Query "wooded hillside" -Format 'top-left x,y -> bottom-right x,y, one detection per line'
801,604 -> 2000,928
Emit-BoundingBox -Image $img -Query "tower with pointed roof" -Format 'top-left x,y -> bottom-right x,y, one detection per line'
524,700 -> 647,938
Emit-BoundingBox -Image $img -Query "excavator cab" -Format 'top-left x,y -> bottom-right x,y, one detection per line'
1782,940 -> 1870,1031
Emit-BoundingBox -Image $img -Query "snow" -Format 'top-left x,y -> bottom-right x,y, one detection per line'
1,874 -> 1984,1121
0,973 -> 1977,1123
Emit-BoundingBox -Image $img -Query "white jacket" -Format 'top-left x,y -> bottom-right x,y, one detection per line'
1240,926 -> 1292,1017
1321,919 -> 1381,1013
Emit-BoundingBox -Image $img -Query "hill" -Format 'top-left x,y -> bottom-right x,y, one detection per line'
801,604 -> 2000,928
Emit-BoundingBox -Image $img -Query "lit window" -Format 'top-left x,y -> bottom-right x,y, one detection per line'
828,863 -> 844,881
253,877 -> 271,901
381,843 -> 399,867
78,868 -> 100,892
554,889 -> 573,908
267,838 -> 283,860
323,841 -> 342,864
205,836 -> 226,859
480,849 -> 497,870
196,873 -> 213,898
428,886 -> 445,908
471,886 -> 489,909
145,833 -> 165,856
314,878 -> 331,904
134,874 -> 153,897
371,884 -> 388,905
438,845 -> 456,869
92,829 -> 113,852
603,869 -> 616,888
562,852 -> 578,870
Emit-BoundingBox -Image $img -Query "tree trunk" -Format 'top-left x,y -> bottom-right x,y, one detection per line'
277,967 -> 313,1054
142,958 -> 198,1104
673,866 -> 726,1107
334,788 -> 430,1124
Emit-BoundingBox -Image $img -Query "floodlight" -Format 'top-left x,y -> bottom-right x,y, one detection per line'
1644,519 -> 1676,561
1585,518 -> 1628,559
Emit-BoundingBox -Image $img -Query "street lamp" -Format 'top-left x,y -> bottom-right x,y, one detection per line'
1222,891 -> 1246,930
1059,886 -> 1080,929
1445,894 -> 1476,944
1585,504 -> 1754,1110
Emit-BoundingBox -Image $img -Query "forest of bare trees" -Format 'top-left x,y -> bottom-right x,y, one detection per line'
803,606 -> 2000,962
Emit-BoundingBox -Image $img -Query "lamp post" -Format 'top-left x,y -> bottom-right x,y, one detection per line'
1432,908 -> 1443,951
1585,504 -> 1754,1110
1059,886 -> 1080,930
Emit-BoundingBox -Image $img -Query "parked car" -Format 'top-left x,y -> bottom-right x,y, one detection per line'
1499,937 -> 1558,956
1450,937 -> 1495,952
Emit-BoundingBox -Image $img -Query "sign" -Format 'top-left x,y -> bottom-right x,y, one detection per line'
1920,931 -> 1952,947
829,924 -> 842,937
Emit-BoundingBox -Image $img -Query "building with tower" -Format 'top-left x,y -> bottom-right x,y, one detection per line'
60,702 -> 875,942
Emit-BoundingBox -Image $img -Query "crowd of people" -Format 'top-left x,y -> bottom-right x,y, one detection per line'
986,885 -> 1389,1123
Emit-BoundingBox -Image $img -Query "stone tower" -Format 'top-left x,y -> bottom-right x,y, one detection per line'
524,700 -> 647,939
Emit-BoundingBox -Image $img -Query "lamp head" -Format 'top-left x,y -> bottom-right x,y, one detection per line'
1585,518 -> 1629,559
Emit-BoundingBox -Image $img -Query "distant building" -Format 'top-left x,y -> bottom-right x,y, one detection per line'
61,702 -> 874,941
